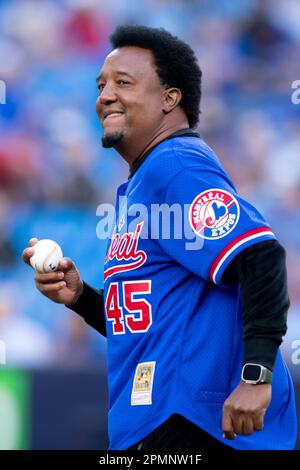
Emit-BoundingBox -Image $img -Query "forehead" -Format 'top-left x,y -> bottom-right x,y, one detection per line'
99,46 -> 157,80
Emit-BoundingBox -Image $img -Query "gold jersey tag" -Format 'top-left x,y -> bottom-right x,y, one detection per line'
131,361 -> 156,406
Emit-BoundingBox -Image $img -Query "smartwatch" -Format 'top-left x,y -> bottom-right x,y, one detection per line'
241,363 -> 272,385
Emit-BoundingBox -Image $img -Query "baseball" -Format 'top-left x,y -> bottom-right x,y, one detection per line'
29,239 -> 63,273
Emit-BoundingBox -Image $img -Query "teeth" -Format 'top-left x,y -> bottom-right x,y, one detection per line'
105,112 -> 122,120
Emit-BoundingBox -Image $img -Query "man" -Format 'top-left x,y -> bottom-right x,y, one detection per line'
23,25 -> 296,450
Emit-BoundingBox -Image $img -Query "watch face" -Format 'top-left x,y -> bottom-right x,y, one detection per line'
244,364 -> 262,381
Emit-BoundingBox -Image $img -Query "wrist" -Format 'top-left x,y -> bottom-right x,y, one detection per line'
67,280 -> 84,307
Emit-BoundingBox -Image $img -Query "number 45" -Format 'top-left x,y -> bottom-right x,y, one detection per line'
105,281 -> 152,334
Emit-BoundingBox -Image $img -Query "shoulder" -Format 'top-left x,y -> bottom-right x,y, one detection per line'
141,136 -> 226,189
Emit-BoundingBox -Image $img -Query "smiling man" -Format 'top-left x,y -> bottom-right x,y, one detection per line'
96,43 -> 192,166
23,25 -> 296,451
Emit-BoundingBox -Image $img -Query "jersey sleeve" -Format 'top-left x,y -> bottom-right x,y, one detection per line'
156,166 -> 276,285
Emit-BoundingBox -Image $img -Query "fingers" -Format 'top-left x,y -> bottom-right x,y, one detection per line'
22,247 -> 33,265
253,412 -> 265,431
22,238 -> 39,265
36,280 -> 66,295
57,257 -> 76,272
230,414 -> 257,437
222,407 -> 236,440
223,430 -> 236,440
230,413 -> 254,435
242,416 -> 254,435
29,237 -> 39,247
223,408 -> 264,439
35,271 -> 65,284
33,258 -> 76,292
232,413 -> 244,436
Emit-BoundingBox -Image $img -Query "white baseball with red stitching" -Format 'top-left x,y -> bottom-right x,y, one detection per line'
29,239 -> 63,273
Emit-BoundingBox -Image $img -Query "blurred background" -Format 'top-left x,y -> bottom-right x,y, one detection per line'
0,0 -> 299,450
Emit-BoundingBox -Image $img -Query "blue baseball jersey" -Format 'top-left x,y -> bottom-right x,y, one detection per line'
103,135 -> 296,450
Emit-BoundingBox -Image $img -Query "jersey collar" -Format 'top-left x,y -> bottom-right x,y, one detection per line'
128,128 -> 200,179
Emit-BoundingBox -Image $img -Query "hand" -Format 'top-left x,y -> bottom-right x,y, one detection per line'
222,381 -> 271,440
22,238 -> 84,305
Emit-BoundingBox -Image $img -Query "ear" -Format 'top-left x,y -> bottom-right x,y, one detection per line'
162,88 -> 182,114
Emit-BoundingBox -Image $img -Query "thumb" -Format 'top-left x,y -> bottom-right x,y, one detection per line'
57,257 -> 77,272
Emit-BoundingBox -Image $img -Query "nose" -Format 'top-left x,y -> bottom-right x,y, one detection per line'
96,82 -> 117,118
98,82 -> 117,106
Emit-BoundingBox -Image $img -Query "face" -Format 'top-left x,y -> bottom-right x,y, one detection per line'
96,46 -> 166,151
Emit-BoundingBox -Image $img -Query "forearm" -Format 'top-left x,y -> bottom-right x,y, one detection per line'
223,240 -> 289,371
66,281 -> 107,337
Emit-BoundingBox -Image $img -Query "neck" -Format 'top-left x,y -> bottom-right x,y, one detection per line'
115,121 -> 189,168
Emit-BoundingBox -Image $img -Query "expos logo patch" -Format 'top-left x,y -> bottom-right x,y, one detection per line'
189,188 -> 240,239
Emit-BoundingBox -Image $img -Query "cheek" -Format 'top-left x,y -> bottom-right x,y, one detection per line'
127,96 -> 162,126
95,97 -> 101,116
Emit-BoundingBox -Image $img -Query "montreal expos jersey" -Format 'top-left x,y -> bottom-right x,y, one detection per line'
103,134 -> 296,450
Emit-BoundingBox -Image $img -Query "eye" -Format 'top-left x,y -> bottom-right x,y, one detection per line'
97,83 -> 105,93
117,80 -> 130,86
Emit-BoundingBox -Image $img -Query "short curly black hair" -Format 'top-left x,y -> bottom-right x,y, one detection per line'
110,25 -> 202,128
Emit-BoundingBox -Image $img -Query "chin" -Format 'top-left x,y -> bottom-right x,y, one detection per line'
102,129 -> 124,148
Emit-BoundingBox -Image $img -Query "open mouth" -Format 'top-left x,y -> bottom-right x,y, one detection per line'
103,112 -> 124,122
